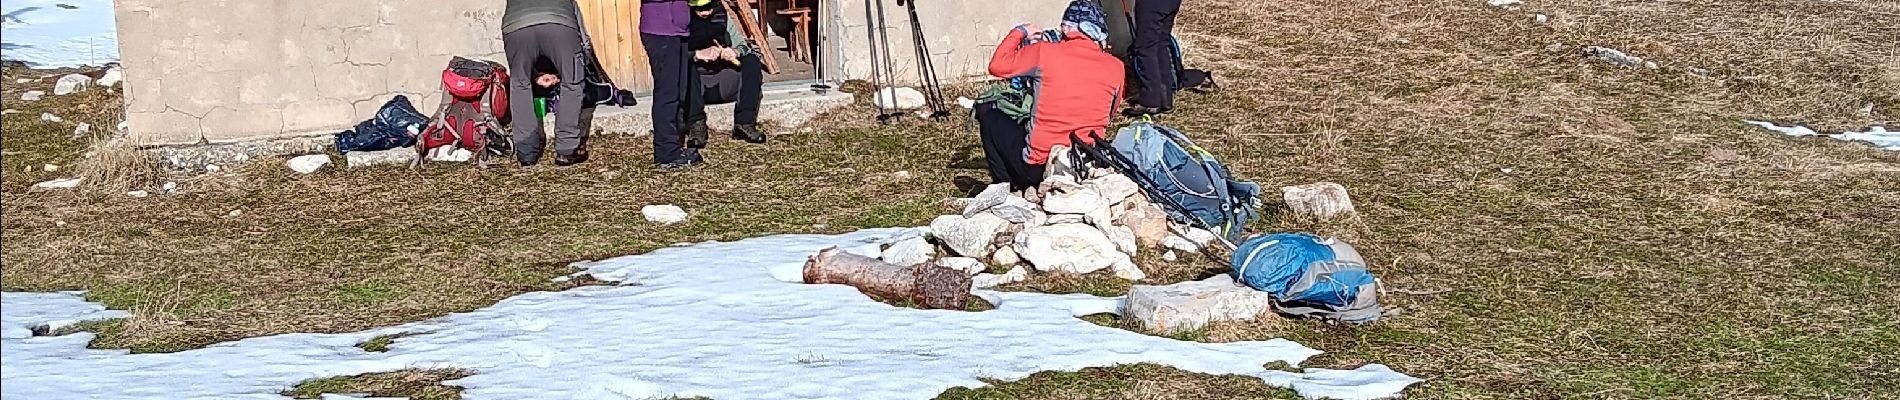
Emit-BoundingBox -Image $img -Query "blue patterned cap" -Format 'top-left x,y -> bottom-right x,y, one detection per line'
1061,0 -> 1109,45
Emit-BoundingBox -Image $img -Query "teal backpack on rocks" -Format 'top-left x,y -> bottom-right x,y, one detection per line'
1231,233 -> 1383,324
1108,120 -> 1262,242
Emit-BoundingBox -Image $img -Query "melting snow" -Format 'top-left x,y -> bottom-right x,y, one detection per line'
1747,121 -> 1898,151
0,0 -> 118,68
1,228 -> 1419,400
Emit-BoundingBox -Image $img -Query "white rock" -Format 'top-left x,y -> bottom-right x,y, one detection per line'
126,190 -> 150,198
1281,182 -> 1357,220
346,148 -> 419,168
938,257 -> 987,276
226,209 -> 244,218
643,205 -> 690,224
53,74 -> 92,95
872,87 -> 927,110
117,120 -> 129,132
891,170 -> 912,180
1118,198 -> 1172,247
96,67 -> 124,87
1043,145 -> 1081,181
988,196 -> 1041,224
928,213 -> 1011,257
1582,46 -> 1644,68
1084,203 -> 1114,229
161,181 -> 178,192
1534,13 -> 1549,24
40,113 -> 62,123
1162,228 -> 1220,253
1014,223 -> 1130,275
42,164 -> 58,172
20,90 -> 44,101
1086,174 -> 1140,205
1123,275 -> 1277,334
1644,61 -> 1659,70
956,97 -> 975,109
1163,250 -> 1179,262
971,265 -> 1029,289
991,245 -> 1022,266
204,164 -> 222,173
0,109 -> 18,115
1486,0 -> 1520,7
1041,182 -> 1107,214
880,236 -> 935,267
962,183 -> 1012,218
287,154 -> 331,174
71,123 -> 90,137
429,146 -> 474,162
1110,259 -> 1147,281
32,178 -> 83,189
13,78 -> 30,84
1102,225 -> 1138,256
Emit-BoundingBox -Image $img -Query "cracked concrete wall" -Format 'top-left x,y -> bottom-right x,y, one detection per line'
824,0 -> 1070,87
115,0 -> 505,146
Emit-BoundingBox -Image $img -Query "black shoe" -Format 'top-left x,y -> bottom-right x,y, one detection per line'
731,124 -> 766,144
657,149 -> 705,169
687,122 -> 710,149
554,148 -> 589,166
1121,105 -> 1166,117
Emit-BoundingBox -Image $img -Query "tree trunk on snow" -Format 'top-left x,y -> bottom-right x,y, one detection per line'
803,247 -> 972,310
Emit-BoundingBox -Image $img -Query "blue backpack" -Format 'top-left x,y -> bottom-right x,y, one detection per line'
1231,233 -> 1383,323
1109,121 -> 1262,242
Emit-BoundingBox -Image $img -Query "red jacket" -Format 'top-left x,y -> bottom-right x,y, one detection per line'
987,28 -> 1126,165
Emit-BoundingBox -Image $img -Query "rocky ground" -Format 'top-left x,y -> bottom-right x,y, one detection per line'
3,0 -> 1898,398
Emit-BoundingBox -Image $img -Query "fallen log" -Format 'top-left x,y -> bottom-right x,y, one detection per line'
803,247 -> 972,310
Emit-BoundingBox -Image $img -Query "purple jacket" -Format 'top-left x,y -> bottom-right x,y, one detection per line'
640,0 -> 690,36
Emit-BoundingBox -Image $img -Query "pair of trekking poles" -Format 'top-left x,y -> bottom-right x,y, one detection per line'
862,0 -> 952,123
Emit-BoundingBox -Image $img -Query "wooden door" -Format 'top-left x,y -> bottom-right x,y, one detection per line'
578,0 -> 653,91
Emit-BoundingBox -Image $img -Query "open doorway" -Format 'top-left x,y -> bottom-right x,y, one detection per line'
731,0 -> 824,86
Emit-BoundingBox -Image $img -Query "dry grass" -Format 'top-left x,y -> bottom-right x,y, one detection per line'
283,369 -> 472,400
3,0 -> 1898,398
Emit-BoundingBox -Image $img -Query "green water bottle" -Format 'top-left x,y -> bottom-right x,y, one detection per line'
534,97 -> 548,119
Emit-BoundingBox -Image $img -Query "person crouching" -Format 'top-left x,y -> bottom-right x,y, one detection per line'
684,0 -> 767,144
976,0 -> 1124,191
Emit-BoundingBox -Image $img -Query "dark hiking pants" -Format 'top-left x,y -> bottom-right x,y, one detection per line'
504,23 -> 588,165
1132,0 -> 1181,110
686,53 -> 765,127
642,33 -> 692,164
975,101 -> 1045,191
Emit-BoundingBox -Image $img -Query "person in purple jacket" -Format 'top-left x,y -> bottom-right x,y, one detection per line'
641,0 -> 703,168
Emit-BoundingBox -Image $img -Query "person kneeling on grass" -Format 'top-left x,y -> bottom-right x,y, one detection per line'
683,0 -> 767,144
976,0 -> 1125,191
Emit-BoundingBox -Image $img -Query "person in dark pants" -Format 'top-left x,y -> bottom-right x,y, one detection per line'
1125,0 -> 1181,116
977,0 -> 1123,191
502,0 -> 590,166
684,0 -> 766,144
641,0 -> 703,168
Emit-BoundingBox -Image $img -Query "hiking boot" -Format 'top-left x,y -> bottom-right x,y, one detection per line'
554,148 -> 589,167
731,124 -> 766,144
686,121 -> 711,149
1121,105 -> 1168,117
657,149 -> 705,170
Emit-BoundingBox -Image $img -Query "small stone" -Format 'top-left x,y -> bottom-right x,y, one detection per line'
1486,0 -> 1520,7
32,178 -> 83,189
962,183 -> 1013,218
1110,259 -> 1147,281
13,78 -> 30,84
1163,250 -> 1179,261
1499,167 -> 1514,174
892,170 -> 912,180
287,154 -> 331,174
162,182 -> 178,192
1281,182 -> 1357,220
42,164 -> 58,172
1644,61 -> 1659,70
20,90 -> 44,101
929,213 -> 1012,257
96,67 -> 124,87
991,245 -> 1022,266
1124,275 -> 1277,334
53,74 -> 92,95
1534,13 -> 1549,24
1087,174 -> 1140,205
71,123 -> 90,138
226,209 -> 244,218
346,148 -> 419,168
937,257 -> 987,276
1118,198 -> 1171,247
205,164 -> 223,173
880,236 -> 935,267
1014,223 -> 1131,275
1582,46 -> 1644,68
40,113 -> 62,123
872,87 -> 927,110
126,190 -> 150,198
1162,228 -> 1220,254
1102,224 -> 1138,256
972,265 -> 1029,289
956,97 -> 976,109
642,205 -> 689,224
0,109 -> 18,115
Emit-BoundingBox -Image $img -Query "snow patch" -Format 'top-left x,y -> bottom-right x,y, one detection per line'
1,229 -> 1418,400
1,0 -> 119,68
1746,121 -> 1898,151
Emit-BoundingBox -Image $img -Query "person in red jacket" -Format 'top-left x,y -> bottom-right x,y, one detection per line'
976,0 -> 1124,191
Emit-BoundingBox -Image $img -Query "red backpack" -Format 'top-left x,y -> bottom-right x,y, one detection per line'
417,57 -> 512,167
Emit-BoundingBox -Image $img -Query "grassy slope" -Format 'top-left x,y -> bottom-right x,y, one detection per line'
4,0 -> 1897,398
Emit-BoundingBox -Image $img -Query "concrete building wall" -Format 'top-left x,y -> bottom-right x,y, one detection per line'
114,0 -> 1068,147
115,0 -> 505,147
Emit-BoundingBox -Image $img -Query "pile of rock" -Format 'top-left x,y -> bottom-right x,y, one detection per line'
885,147 -> 1220,287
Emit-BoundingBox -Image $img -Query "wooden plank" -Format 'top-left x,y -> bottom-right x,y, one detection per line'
619,0 -> 652,90
724,0 -> 780,74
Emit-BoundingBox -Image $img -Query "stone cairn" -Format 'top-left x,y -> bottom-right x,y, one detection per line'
889,146 -> 1221,288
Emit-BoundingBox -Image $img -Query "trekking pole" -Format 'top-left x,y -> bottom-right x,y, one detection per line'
870,0 -> 905,122
900,0 -> 951,120
860,0 -> 893,122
